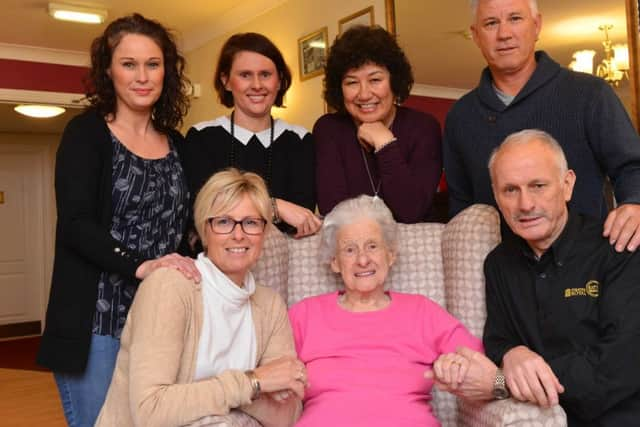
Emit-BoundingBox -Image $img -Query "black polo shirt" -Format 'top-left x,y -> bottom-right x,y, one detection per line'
483,212 -> 640,426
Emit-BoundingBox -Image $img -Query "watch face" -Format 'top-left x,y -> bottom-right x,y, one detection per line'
493,387 -> 510,400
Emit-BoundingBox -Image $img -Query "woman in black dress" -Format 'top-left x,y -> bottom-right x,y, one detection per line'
183,33 -> 321,239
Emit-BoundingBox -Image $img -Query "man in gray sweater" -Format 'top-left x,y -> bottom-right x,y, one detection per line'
443,0 -> 640,252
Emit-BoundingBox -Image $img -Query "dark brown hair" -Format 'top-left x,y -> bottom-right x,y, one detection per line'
86,13 -> 189,132
324,25 -> 413,114
214,33 -> 291,108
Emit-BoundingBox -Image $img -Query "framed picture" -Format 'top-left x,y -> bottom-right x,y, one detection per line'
338,6 -> 375,35
298,27 -> 328,81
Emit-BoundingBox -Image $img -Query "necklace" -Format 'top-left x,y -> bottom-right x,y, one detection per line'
360,146 -> 382,200
229,110 -> 274,187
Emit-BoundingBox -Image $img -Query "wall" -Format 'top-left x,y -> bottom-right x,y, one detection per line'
403,95 -> 456,131
183,0 -> 386,132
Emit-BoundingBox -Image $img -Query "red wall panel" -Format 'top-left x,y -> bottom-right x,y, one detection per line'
403,95 -> 456,131
0,59 -> 87,93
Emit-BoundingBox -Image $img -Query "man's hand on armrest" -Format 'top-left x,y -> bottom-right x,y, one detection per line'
502,345 -> 564,408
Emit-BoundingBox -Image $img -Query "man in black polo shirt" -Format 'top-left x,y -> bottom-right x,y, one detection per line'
431,129 -> 640,426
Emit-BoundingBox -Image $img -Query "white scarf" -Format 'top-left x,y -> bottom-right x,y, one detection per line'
193,253 -> 257,381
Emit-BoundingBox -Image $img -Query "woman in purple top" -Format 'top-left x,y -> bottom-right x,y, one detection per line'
314,25 -> 442,223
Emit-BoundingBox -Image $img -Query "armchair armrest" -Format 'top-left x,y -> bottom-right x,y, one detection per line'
458,398 -> 567,426
184,410 -> 262,427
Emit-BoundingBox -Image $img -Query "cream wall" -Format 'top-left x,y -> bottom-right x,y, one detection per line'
183,0 -> 386,132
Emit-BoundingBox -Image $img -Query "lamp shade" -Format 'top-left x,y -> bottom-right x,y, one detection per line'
612,44 -> 630,71
569,50 -> 596,75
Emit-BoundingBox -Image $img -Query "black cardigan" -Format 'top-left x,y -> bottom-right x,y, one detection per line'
37,109 -> 186,373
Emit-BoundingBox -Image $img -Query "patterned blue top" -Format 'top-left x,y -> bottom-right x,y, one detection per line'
93,133 -> 189,337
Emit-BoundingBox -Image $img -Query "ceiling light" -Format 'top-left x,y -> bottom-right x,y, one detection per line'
14,105 -> 66,118
48,2 -> 107,24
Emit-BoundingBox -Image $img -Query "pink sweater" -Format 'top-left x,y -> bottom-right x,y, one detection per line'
288,291 -> 482,427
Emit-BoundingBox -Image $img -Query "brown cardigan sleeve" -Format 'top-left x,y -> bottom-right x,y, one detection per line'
126,269 -> 255,427
240,286 -> 302,427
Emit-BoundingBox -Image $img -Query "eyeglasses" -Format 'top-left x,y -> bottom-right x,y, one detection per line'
207,216 -> 267,235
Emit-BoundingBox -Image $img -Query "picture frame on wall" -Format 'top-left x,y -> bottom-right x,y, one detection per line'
338,6 -> 375,35
298,27 -> 328,81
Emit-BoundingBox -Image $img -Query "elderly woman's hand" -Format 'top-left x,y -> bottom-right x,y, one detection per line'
254,356 -> 308,399
135,253 -> 201,283
431,350 -> 470,389
357,122 -> 396,152
275,198 -> 322,238
425,347 -> 496,401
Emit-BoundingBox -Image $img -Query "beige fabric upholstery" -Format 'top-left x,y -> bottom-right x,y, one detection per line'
252,224 -> 290,303
442,204 -> 501,338
185,411 -> 261,427
239,204 -> 567,426
459,399 -> 567,427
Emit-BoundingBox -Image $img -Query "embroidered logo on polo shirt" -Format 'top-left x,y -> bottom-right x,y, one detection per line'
564,280 -> 600,298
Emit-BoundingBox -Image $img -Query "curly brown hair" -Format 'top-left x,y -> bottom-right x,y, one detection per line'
86,13 -> 189,132
214,33 -> 291,108
324,25 -> 413,114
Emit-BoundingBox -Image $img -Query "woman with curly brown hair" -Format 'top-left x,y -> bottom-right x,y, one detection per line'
37,13 -> 199,427
314,25 -> 442,224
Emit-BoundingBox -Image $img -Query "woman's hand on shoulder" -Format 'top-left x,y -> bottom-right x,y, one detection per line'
254,356 -> 308,399
275,199 -> 322,238
135,253 -> 201,283
357,122 -> 395,152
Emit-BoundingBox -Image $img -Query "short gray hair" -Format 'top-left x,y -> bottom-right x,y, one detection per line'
470,0 -> 538,19
488,129 -> 568,181
319,195 -> 398,264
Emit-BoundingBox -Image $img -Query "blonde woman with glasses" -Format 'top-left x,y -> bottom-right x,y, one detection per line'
96,168 -> 304,427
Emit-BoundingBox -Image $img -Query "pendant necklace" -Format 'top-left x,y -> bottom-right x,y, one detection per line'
229,110 -> 274,187
360,146 -> 382,201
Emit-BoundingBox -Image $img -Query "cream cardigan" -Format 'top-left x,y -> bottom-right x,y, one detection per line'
96,267 -> 300,427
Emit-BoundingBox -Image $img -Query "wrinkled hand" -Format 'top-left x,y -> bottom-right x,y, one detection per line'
426,346 -> 495,401
502,346 -> 564,407
276,198 -> 322,238
603,203 -> 640,252
431,349 -> 470,389
254,356 -> 308,399
357,122 -> 395,152
135,253 -> 201,283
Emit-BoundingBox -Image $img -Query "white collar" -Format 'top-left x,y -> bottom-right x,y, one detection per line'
193,115 -> 310,148
195,253 -> 255,306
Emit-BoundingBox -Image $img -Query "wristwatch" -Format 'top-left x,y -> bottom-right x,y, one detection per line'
493,368 -> 510,400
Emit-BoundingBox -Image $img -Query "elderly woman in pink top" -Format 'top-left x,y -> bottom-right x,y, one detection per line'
288,195 -> 482,426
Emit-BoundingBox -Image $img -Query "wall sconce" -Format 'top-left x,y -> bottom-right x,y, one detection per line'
48,2 -> 107,24
568,24 -> 629,87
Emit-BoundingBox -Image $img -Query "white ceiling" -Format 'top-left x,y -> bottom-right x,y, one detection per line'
0,0 -> 631,133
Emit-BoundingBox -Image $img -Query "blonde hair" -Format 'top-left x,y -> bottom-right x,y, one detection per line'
193,168 -> 272,248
